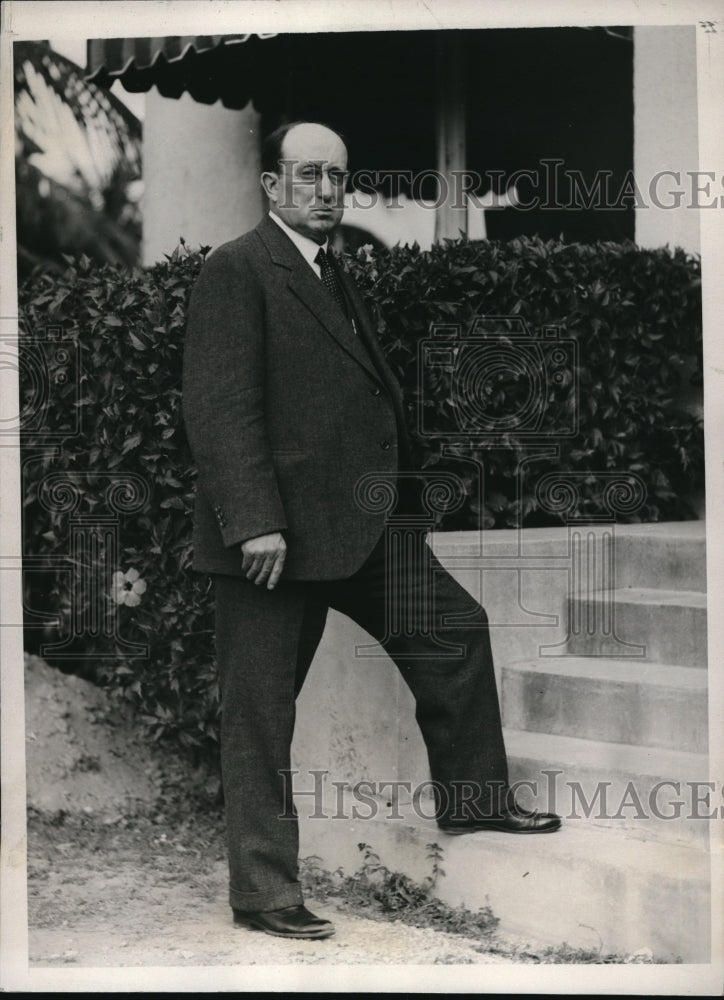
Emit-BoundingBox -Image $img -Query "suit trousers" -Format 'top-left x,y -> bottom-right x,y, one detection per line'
213,529 -> 509,913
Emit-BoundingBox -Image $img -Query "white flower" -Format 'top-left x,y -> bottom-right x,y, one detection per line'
111,567 -> 147,606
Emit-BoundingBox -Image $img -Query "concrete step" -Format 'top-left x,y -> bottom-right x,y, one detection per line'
298,790 -> 712,963
600,522 -> 707,593
431,520 -> 708,593
563,588 -> 707,666
504,728 -> 713,849
501,657 -> 708,753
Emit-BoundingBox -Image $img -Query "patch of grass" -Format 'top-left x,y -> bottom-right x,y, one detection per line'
519,941 -> 678,965
300,842 -> 499,941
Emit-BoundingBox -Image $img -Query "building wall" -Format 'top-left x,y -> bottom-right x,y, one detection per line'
633,25 -> 700,254
140,28 -> 701,259
141,90 -> 264,264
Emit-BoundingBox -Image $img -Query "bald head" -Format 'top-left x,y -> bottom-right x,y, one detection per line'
279,123 -> 347,170
261,121 -> 348,244
261,121 -> 348,174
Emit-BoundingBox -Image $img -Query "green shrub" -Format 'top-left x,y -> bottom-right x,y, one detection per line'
18,236 -> 704,757
20,245 -> 218,757
345,236 -> 703,528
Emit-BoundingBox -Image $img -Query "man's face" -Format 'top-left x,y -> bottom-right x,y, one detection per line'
263,124 -> 348,244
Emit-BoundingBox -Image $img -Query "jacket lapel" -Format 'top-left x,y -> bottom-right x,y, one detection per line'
336,262 -> 410,438
256,217 -> 382,384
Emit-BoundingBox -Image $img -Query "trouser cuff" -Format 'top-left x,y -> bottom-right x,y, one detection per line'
229,882 -> 304,913
435,779 -> 509,823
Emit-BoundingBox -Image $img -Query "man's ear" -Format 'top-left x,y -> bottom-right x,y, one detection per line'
260,171 -> 279,203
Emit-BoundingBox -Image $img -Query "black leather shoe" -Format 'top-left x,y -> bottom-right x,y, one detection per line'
439,803 -> 562,835
233,904 -> 335,939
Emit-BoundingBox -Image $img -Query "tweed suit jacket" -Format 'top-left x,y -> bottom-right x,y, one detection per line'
182,215 -> 412,580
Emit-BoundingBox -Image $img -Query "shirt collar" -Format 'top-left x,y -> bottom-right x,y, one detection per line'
268,211 -> 328,270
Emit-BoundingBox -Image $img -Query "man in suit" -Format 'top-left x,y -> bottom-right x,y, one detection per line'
182,121 -> 560,941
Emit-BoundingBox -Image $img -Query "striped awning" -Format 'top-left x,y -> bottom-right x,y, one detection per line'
85,34 -> 283,109
84,30 -> 441,184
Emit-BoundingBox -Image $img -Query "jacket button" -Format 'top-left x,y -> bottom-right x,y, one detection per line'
371,386 -> 381,396
381,440 -> 390,450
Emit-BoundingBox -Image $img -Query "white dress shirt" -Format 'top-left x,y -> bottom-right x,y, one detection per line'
268,211 -> 327,278
268,211 -> 357,335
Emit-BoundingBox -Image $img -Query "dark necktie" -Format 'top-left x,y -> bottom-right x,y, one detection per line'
315,247 -> 348,317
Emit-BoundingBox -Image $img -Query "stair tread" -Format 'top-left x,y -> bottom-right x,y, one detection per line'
504,657 -> 708,688
384,801 -> 713,878
573,588 -> 706,607
313,787 -> 712,875
504,727 -> 709,777
430,520 -> 707,551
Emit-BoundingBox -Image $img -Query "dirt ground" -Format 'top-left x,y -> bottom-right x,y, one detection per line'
23,654 -> 534,969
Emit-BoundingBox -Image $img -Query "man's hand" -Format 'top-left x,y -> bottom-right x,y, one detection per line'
241,532 -> 287,589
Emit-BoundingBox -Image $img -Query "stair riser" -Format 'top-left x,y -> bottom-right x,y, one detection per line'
434,828 -> 710,964
373,755 -> 713,849
564,598 -> 707,666
609,537 -> 707,592
431,526 -> 708,593
502,668 -> 708,753
506,754 -> 715,849
298,805 -> 711,963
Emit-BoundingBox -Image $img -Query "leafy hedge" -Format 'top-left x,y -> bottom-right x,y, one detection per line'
345,237 -> 703,528
20,246 -> 217,755
18,236 -> 703,757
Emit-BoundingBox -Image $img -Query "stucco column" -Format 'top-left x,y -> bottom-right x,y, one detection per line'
141,90 -> 263,264
634,25 -> 700,253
